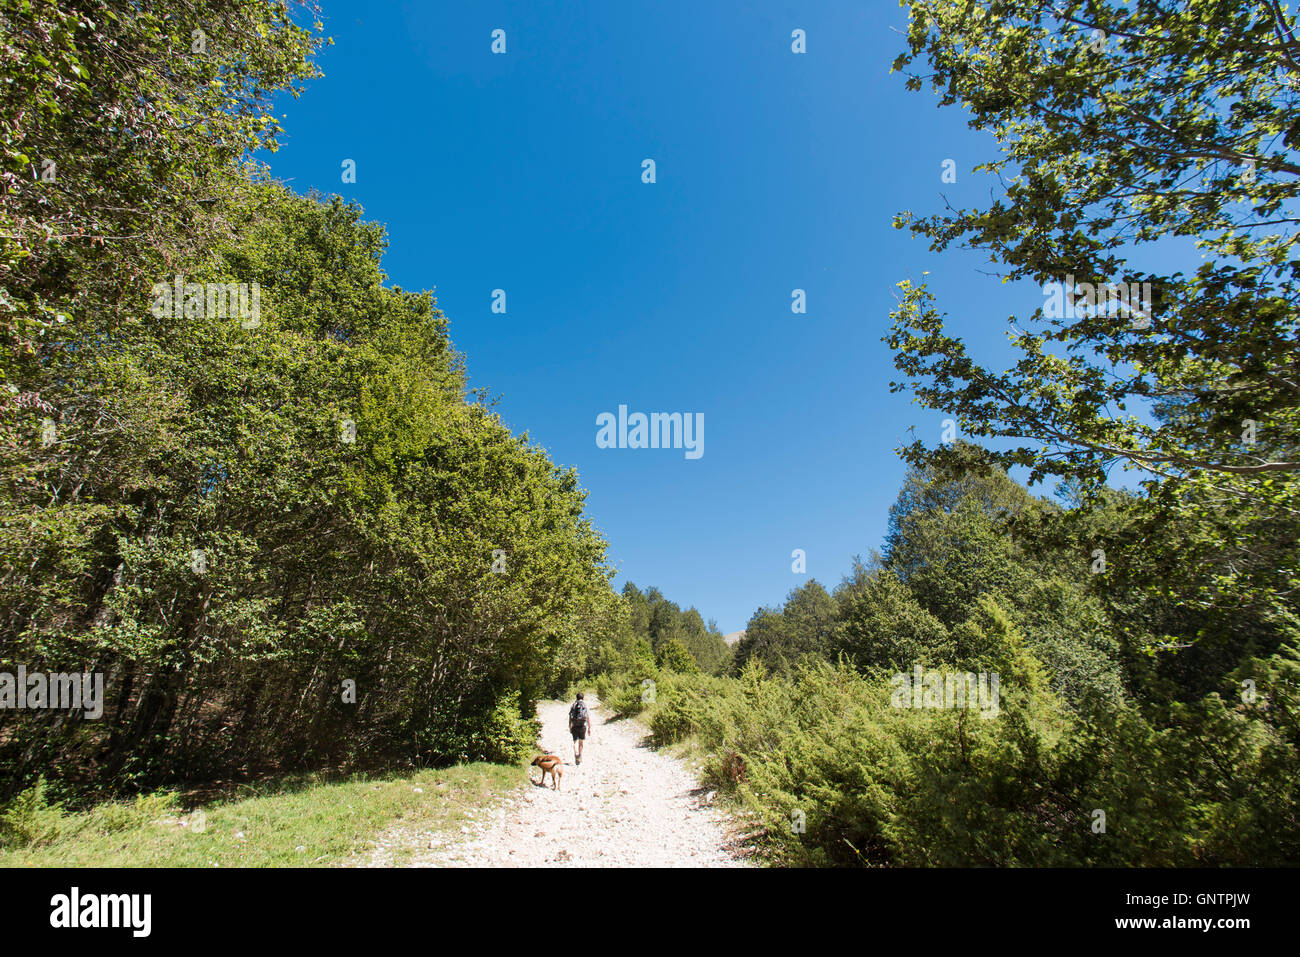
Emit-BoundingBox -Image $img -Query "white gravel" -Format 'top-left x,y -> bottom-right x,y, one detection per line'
363,696 -> 751,868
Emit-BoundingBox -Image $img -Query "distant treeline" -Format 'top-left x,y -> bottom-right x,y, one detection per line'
590,583 -> 733,678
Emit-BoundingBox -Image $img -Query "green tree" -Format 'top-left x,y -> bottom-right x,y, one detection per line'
886,0 -> 1300,640
833,568 -> 951,671
881,458 -> 1125,708
606,582 -> 731,675
0,174 -> 622,792
733,580 -> 836,675
656,637 -> 700,675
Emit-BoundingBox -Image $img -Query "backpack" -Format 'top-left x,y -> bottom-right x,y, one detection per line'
569,700 -> 588,729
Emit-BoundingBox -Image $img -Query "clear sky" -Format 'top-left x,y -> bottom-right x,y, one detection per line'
262,0 -> 1041,633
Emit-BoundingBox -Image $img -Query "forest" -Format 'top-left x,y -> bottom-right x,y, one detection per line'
0,0 -> 621,803
2,0 -> 1297,868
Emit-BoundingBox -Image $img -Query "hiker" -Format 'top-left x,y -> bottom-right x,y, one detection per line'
569,692 -> 593,765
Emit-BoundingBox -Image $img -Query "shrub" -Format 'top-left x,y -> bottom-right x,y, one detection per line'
0,777 -> 67,849
656,637 -> 700,674
88,791 -> 181,835
597,664 -> 659,718
478,690 -> 542,764
587,606 -> 1300,865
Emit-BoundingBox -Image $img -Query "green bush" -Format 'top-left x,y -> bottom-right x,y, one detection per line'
477,690 -> 542,764
0,777 -> 67,849
597,666 -> 660,718
646,671 -> 732,745
647,693 -> 696,745
596,603 -> 1300,866
602,680 -> 648,717
87,791 -> 181,835
656,637 -> 701,674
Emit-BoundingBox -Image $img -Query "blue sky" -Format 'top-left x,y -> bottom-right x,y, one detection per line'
263,0 -> 1047,633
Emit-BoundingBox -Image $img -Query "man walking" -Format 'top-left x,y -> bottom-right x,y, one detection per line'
569,692 -> 593,765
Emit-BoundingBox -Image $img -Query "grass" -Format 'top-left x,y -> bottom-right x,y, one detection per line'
0,762 -> 524,868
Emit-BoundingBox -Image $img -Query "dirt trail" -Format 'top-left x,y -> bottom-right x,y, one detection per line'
363,697 -> 750,867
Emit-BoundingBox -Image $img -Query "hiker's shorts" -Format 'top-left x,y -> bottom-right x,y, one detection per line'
570,723 -> 587,740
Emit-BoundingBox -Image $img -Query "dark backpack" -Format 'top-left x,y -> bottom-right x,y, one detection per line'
569,700 -> 588,729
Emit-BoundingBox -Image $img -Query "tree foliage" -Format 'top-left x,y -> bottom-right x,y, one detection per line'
0,1 -> 619,796
886,0 -> 1300,627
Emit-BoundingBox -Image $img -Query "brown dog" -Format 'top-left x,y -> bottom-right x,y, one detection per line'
530,754 -> 563,791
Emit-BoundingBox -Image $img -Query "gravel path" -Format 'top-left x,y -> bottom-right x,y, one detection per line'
364,697 -> 751,867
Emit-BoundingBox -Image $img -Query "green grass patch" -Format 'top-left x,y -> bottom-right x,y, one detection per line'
0,763 -> 523,868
